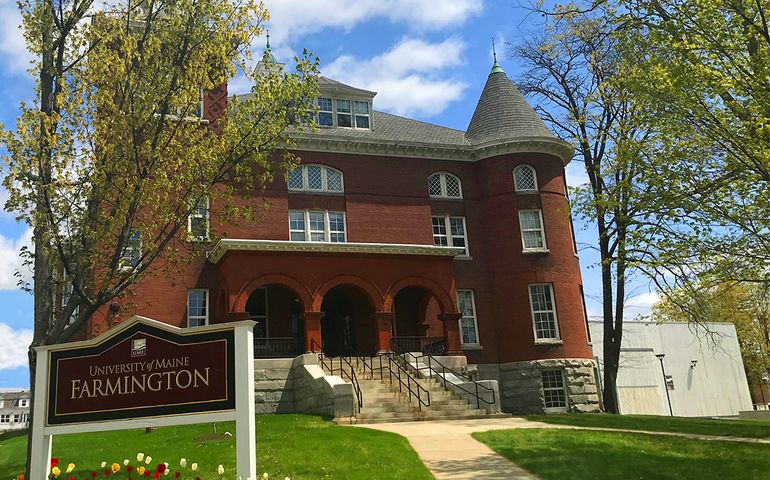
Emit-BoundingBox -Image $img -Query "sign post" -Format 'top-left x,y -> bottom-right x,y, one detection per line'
30,316 -> 256,480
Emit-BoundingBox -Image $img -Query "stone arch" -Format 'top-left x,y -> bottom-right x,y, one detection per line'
383,276 -> 455,314
312,274 -> 384,312
234,273 -> 313,313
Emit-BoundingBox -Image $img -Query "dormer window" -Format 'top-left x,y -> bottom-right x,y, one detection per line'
354,101 -> 370,128
428,172 -> 463,199
318,97 -> 333,126
336,99 -> 352,127
313,96 -> 371,129
288,164 -> 344,193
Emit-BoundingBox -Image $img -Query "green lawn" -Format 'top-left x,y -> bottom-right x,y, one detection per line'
474,428 -> 770,480
0,415 -> 432,480
527,413 -> 770,439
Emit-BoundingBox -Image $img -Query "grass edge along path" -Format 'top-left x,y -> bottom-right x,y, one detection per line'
527,413 -> 770,439
0,414 -> 433,480
473,428 -> 770,480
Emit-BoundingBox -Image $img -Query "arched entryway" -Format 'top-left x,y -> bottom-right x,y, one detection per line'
245,284 -> 305,357
392,286 -> 446,354
320,285 -> 376,356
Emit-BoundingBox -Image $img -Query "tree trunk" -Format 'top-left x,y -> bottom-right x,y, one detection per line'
600,230 -> 621,413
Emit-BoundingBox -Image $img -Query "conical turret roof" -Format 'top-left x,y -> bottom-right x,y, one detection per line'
466,62 -> 555,145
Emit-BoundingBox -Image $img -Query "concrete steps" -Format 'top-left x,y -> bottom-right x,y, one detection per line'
322,355 -> 505,424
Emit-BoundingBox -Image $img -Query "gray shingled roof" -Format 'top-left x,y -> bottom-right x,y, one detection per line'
465,67 -> 556,144
305,111 -> 469,146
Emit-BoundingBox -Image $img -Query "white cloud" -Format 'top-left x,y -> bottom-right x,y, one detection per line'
263,0 -> 482,46
324,38 -> 467,117
0,323 -> 32,371
0,0 -> 32,73
565,161 -> 589,188
624,291 -> 660,319
0,227 -> 33,290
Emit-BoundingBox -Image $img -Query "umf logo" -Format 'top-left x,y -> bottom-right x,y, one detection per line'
131,338 -> 146,357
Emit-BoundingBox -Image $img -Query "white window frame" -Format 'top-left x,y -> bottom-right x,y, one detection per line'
541,369 -> 569,411
428,172 -> 463,199
119,229 -> 142,270
0,414 -> 8,423
456,289 -> 480,347
288,210 -> 347,243
18,398 -> 29,408
187,289 -> 209,327
316,97 -> 334,127
187,196 -> 210,241
432,214 -> 469,257
513,165 -> 538,192
519,209 -> 548,252
528,283 -> 561,341
354,100 -> 370,128
313,97 -> 371,129
287,164 -> 344,194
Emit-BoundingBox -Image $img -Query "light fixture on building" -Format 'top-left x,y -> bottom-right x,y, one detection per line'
690,360 -> 698,369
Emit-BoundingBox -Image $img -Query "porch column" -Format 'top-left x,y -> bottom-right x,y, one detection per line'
374,311 -> 393,353
438,313 -> 463,355
304,312 -> 323,353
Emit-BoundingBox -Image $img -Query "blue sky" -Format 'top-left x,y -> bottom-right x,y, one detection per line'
0,0 -> 658,388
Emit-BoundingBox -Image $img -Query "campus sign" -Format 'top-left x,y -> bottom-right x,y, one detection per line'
30,317 -> 257,479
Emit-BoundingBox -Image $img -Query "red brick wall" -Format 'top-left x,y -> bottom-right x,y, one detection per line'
89,147 -> 593,364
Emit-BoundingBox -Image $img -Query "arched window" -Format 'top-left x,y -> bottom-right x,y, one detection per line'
428,172 -> 463,199
287,164 -> 344,193
513,165 -> 538,192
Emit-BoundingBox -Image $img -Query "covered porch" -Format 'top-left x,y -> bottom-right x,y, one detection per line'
207,239 -> 465,358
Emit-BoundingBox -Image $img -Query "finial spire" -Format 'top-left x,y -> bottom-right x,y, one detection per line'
492,37 -> 497,63
490,37 -> 504,75
266,30 -> 271,50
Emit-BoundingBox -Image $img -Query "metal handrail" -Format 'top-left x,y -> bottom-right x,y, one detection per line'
355,353 -> 430,411
399,352 -> 496,410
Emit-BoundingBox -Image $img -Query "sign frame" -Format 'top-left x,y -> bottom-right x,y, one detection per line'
30,316 -> 256,480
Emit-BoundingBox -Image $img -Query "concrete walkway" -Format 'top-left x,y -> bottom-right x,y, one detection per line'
350,417 -> 770,480
351,417 -> 546,479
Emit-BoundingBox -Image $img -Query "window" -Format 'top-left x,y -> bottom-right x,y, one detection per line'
542,369 -> 568,409
514,165 -> 538,192
287,164 -> 344,193
317,97 -> 333,126
336,99 -> 352,127
18,398 -> 28,408
354,101 -> 370,128
457,290 -> 479,345
428,172 -> 463,199
187,289 -> 208,327
529,284 -> 559,340
519,210 -> 547,251
432,215 -> 469,256
0,414 -> 8,423
188,197 -> 210,241
247,287 -> 268,348
120,229 -> 142,269
288,210 -> 346,243
12,414 -> 20,423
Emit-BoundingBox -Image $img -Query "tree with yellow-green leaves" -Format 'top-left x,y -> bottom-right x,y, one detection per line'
650,280 -> 770,405
614,0 -> 770,287
0,0 -> 318,474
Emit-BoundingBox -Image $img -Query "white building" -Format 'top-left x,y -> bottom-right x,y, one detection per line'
589,321 -> 753,417
0,389 -> 30,431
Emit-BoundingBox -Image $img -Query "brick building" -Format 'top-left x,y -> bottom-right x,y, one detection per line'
89,55 -> 601,414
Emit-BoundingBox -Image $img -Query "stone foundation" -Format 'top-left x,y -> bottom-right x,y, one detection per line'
253,358 -> 294,414
478,358 -> 601,414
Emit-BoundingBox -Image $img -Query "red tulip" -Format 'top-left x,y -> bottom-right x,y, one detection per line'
104,470 -> 111,476
51,458 -> 60,468
91,472 -> 97,478
144,472 -> 150,478
153,473 -> 160,479
175,473 -> 180,478
127,466 -> 133,472
156,464 -> 166,473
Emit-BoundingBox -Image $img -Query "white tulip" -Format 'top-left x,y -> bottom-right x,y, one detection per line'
217,464 -> 225,475
145,456 -> 152,465
180,458 -> 187,468
100,461 -> 106,468
261,473 -> 268,479
191,463 -> 198,471
123,459 -> 129,466
137,453 -> 145,462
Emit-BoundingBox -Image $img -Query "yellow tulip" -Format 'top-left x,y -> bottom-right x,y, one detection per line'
51,466 -> 61,477
66,463 -> 75,473
111,463 -> 121,473
138,466 -> 146,475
